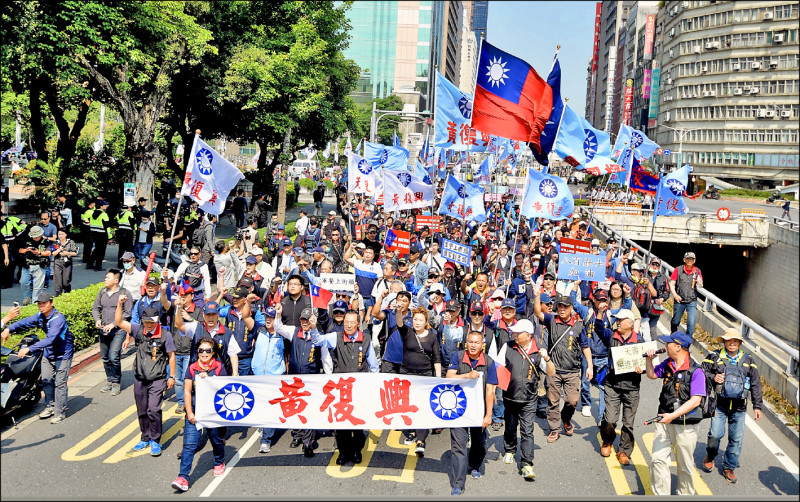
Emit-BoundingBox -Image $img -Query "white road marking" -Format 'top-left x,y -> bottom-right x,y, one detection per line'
656,320 -> 799,481
199,429 -> 261,497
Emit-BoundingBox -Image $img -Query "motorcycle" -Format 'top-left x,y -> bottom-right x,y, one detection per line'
702,189 -> 720,200
766,192 -> 784,204
1,334 -> 43,424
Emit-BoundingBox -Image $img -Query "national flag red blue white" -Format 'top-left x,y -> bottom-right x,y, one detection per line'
471,40 -> 553,153
310,284 -> 333,309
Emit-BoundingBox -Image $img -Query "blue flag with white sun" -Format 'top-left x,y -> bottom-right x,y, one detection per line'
553,104 -> 616,171
434,71 -> 491,152
520,168 -> 574,220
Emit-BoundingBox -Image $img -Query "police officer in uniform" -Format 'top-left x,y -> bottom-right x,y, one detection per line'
81,199 -> 96,263
1,210 -> 27,288
317,310 -> 379,465
116,204 -> 136,268
88,200 -> 112,271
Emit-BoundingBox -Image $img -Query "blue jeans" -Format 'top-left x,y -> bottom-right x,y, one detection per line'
671,301 -> 698,338
179,418 -> 225,481
706,406 -> 746,470
21,265 -> 45,302
170,355 -> 190,405
261,427 -> 276,445
581,356 -> 608,420
133,242 -> 153,268
492,386 -> 505,423
237,357 -> 253,376
99,328 -> 126,384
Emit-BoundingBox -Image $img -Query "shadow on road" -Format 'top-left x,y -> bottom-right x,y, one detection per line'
1,433 -> 65,453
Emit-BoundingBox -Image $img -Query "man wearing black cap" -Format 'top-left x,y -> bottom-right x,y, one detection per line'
273,304 -> 324,457
175,300 -> 240,377
131,275 -> 171,326
133,209 -> 156,269
87,200 -> 112,270
440,299 -> 465,367
532,287 -> 592,443
360,222 -> 382,257
1,292 -> 75,424
115,204 -> 136,268
115,296 -> 176,456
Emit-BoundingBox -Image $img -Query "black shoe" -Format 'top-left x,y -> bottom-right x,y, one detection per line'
335,454 -> 347,465
303,447 -> 315,458
353,452 -> 362,464
290,438 -> 302,448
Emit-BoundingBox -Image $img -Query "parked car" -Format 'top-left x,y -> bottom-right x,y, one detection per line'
568,175 -> 578,185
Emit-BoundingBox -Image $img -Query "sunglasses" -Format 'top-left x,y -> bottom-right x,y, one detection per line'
197,348 -> 213,354
368,231 -> 377,234
470,311 -> 483,316
189,252 -> 200,256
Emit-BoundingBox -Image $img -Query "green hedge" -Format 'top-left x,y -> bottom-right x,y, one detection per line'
721,188 -> 795,201
4,282 -> 104,353
298,178 -> 334,191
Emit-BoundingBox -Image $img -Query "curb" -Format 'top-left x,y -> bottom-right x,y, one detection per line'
68,345 -> 102,376
720,195 -> 798,206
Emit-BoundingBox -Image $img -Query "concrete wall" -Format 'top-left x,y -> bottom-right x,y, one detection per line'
739,225 -> 800,344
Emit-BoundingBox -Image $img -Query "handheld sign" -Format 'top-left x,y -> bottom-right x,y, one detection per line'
557,251 -> 607,281
441,238 -> 471,268
318,273 -> 355,294
384,229 -> 410,256
560,237 -> 591,254
415,215 -> 440,232
610,341 -> 657,375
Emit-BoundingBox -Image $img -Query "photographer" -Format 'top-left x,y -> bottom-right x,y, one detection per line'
236,216 -> 259,257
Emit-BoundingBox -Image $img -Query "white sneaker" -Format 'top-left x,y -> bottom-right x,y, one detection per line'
259,442 -> 271,453
503,452 -> 514,464
582,406 -> 592,417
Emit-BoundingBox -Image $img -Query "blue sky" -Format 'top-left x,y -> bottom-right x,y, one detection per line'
486,1 -> 597,114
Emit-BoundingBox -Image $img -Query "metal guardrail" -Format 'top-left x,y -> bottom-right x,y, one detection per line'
581,206 -> 800,377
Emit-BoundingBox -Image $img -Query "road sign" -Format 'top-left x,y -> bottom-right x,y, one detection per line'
717,207 -> 730,221
663,149 -> 671,156
123,183 -> 136,207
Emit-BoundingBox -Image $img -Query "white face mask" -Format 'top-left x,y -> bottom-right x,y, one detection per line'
123,262 -> 133,271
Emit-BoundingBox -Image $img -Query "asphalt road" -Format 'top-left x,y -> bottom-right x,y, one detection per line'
2,321 -> 797,499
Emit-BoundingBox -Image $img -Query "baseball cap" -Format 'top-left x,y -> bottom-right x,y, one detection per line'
264,306 -> 277,318
500,298 -> 516,309
445,299 -> 459,311
591,238 -> 601,246
292,246 -> 304,255
355,242 -> 366,250
470,301 -> 484,313
35,292 -> 54,303
277,224 -> 285,230
329,210 -> 337,216
282,238 -> 293,247
717,328 -> 744,343
543,272 -> 555,280
203,301 -> 221,314
606,236 -> 617,243
613,309 -> 635,321
429,283 -> 445,295
29,226 -> 44,239
238,276 -> 255,289
397,258 -> 408,266
141,306 -> 160,322
542,234 -> 552,242
250,247 -> 263,256
650,257 -> 661,264
630,262 -> 645,271
553,294 -> 572,306
409,244 -> 421,254
138,197 -> 148,202
312,246 -> 325,254
684,251 -> 696,259
659,331 -> 693,349
245,255 -> 258,265
443,261 -> 455,271
539,293 -> 552,303
232,286 -> 249,299
332,300 -> 348,313
490,289 -> 506,300
99,200 -> 109,207
509,319 -> 534,334
145,275 -> 161,286
593,289 -> 609,301
299,307 -> 314,320
122,251 -> 136,260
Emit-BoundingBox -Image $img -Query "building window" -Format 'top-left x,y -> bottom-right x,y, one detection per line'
240,144 -> 257,155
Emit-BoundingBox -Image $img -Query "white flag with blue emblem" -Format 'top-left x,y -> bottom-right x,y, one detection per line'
520,169 -> 574,219
365,141 -> 409,170
553,104 -> 623,175
434,71 -> 492,151
181,135 -> 245,215
613,124 -> 660,160
653,164 -> 692,222
347,152 -> 377,196
383,169 -> 434,212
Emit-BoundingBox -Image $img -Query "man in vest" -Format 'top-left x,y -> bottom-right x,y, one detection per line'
87,200 -> 112,271
644,331 -> 707,495
116,204 -> 136,268
218,286 -> 263,376
81,199 -> 96,263
175,246 -> 212,306
174,300 -> 241,377
591,308 -> 644,466
446,330 -> 500,495
18,225 -> 52,306
115,297 -> 176,457
273,305 -> 324,458
499,320 -> 556,481
316,310 -> 378,465
1,210 -> 27,288
669,251 -> 703,339
701,328 -> 763,484
532,290 -> 592,443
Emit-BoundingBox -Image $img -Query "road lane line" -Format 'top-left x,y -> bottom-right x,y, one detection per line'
61,404 -> 139,461
744,415 -> 799,481
596,431 -> 633,495
371,430 -> 418,483
628,435 -> 654,495
199,429 -> 260,498
103,403 -> 181,463
641,431 -> 712,495
326,430 -> 382,478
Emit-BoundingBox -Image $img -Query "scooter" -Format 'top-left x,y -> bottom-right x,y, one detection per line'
766,191 -> 784,204
702,189 -> 720,200
1,334 -> 43,426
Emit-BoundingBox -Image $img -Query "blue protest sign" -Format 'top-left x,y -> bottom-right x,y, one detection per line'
441,238 -> 471,268
557,251 -> 607,281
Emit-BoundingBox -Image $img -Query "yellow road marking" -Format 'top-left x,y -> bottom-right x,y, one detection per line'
628,434 -> 654,495
61,404 -> 139,461
371,430 -> 418,484
641,432 -> 712,495
596,432 -> 633,495
325,430 -> 382,478
103,403 -> 181,463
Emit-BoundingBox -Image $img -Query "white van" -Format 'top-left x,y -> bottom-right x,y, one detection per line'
289,160 -> 318,178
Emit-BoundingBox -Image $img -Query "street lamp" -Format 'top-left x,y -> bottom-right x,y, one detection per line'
660,124 -> 702,169
370,102 -> 431,143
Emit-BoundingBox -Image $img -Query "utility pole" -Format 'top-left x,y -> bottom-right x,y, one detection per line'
277,128 -> 292,224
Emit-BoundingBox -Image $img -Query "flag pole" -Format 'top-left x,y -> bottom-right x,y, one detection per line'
647,161 -> 662,260
165,130 -> 199,274
620,144 -> 635,239
541,46 -> 562,176
503,167 -> 529,295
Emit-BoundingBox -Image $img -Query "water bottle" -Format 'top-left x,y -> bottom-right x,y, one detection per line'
745,376 -> 751,391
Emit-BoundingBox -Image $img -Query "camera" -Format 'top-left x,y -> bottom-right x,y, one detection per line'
235,228 -> 246,241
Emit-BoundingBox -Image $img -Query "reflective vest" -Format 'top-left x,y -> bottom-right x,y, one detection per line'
88,210 -> 111,238
116,210 -> 134,231
1,216 -> 26,240
82,208 -> 94,225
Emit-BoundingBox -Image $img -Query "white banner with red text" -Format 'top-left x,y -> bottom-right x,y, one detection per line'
194,373 -> 484,430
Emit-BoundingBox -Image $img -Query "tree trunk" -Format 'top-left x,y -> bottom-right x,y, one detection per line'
277,128 -> 291,224
28,75 -> 49,164
131,141 -> 161,205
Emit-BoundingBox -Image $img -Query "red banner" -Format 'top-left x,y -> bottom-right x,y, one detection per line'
560,237 -> 592,254
354,225 -> 363,240
622,79 -> 634,126
384,229 -> 410,256
644,14 -> 656,60
415,215 -> 440,232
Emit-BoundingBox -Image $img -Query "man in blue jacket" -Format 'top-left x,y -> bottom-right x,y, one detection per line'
1,292 -> 75,424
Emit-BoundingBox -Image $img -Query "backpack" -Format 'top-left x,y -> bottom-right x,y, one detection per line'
185,262 -> 204,288
632,282 -> 651,312
719,356 -> 747,400
696,362 -> 718,419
